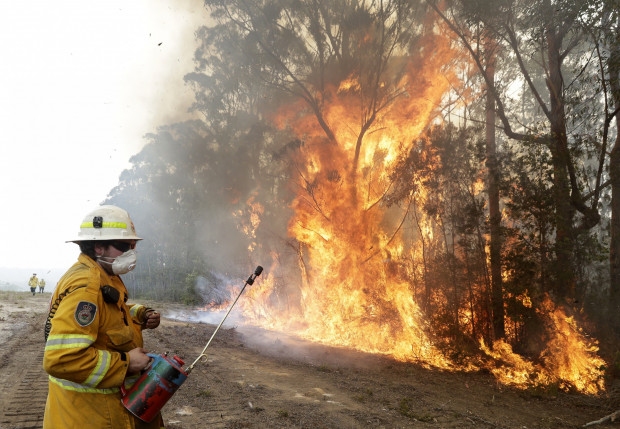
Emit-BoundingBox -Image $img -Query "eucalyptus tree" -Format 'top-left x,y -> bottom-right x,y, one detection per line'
429,0 -> 608,305
189,0 -> 426,195
591,0 -> 620,330
104,120 -> 237,298
186,0 -> 480,350
187,0 -> 443,296
484,38 -> 504,340
388,123 -> 493,346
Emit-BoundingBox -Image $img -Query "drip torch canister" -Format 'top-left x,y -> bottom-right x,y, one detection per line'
120,265 -> 263,422
121,352 -> 188,423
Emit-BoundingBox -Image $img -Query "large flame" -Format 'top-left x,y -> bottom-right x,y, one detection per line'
479,296 -> 605,394
239,19 -> 459,369
215,15 -> 606,394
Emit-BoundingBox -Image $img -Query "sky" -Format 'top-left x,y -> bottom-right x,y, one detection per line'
0,1 -> 207,288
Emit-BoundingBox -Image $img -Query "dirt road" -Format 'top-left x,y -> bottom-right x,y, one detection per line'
0,292 -> 617,428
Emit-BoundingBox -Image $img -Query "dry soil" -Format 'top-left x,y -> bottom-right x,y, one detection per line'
1,291 -> 619,429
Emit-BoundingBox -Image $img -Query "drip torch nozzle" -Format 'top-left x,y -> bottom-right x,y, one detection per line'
246,265 -> 263,285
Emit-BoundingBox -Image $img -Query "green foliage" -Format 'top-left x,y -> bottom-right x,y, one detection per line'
182,271 -> 202,306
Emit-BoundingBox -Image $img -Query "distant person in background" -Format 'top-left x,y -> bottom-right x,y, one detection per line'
42,204 -> 163,429
38,278 -> 46,293
28,273 -> 38,295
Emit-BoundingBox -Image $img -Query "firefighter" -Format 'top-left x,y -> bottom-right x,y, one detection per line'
38,278 -> 46,293
28,273 -> 38,295
42,205 -> 164,429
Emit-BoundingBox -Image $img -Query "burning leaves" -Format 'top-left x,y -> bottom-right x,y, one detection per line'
192,1 -> 607,395
478,297 -> 605,394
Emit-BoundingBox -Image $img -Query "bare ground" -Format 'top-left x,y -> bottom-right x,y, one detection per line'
1,291 -> 619,429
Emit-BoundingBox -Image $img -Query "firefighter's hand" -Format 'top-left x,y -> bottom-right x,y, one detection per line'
144,310 -> 160,329
128,348 -> 151,374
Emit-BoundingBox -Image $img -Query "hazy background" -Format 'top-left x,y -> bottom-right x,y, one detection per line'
0,0 -> 207,290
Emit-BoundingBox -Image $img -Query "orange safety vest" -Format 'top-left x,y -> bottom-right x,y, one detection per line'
42,253 -> 163,429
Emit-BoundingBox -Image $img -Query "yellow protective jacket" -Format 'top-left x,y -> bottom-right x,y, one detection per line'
42,254 -> 162,429
28,275 -> 38,287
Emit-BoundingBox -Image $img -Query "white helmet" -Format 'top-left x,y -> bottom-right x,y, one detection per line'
69,205 -> 142,242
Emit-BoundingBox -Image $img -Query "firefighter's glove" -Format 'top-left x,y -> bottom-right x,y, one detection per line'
144,309 -> 160,329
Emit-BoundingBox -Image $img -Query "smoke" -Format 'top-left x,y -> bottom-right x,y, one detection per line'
117,0 -> 211,137
237,326 -> 392,371
163,306 -> 390,370
165,308 -> 239,327
194,273 -> 235,307
166,270 -> 246,326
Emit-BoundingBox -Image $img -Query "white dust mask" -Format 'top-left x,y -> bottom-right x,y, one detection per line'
98,249 -> 137,275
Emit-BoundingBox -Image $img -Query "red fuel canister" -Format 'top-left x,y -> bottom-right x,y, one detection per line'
121,353 -> 188,422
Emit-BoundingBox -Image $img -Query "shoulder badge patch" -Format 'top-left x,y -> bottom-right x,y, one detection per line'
74,301 -> 97,327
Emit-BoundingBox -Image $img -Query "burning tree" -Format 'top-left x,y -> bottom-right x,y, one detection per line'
429,0 -> 617,312
186,0 -> 472,363
107,0 -> 610,394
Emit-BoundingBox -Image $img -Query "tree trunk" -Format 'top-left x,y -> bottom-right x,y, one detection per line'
546,20 -> 575,300
610,144 -> 620,323
485,42 -> 504,340
608,42 -> 620,329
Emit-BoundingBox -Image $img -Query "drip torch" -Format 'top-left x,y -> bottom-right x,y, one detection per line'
121,265 -> 263,422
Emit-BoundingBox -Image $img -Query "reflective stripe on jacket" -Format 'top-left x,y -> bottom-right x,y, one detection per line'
42,253 -> 162,429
